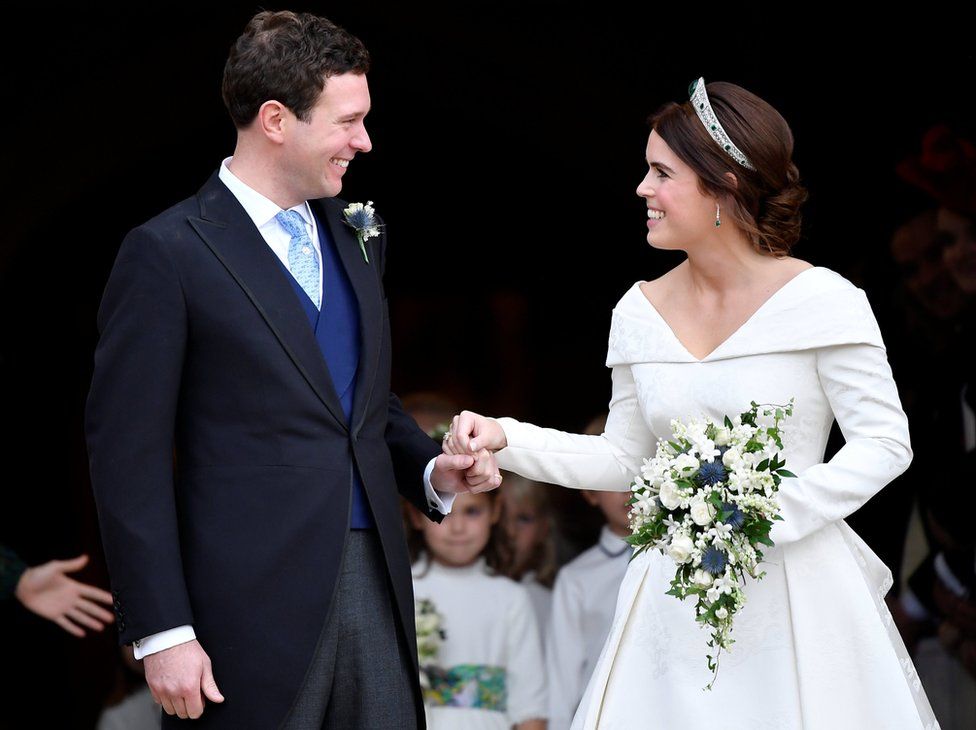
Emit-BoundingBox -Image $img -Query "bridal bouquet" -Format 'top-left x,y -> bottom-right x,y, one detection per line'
626,399 -> 796,689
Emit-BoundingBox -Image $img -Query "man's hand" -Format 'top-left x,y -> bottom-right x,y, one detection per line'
14,554 -> 115,637
143,639 -> 225,719
430,450 -> 502,495
442,410 -> 508,455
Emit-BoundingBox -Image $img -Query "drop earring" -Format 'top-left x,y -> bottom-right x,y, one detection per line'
715,203 -> 722,227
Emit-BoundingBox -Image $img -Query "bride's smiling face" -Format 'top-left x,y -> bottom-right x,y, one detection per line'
636,129 -> 718,252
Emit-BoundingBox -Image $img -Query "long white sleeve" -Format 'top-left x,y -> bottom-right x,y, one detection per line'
772,340 -> 913,545
495,364 -> 654,491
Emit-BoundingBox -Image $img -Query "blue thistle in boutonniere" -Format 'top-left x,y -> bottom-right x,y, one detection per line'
342,200 -> 382,263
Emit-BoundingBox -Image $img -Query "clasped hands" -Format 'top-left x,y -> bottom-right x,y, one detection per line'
435,410 -> 508,493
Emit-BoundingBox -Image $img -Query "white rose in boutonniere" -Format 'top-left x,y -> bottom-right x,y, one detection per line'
342,200 -> 382,263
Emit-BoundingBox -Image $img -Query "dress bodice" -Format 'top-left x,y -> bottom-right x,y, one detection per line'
605,267 -> 884,475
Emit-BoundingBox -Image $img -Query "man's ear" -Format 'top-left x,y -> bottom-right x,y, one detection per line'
257,99 -> 289,143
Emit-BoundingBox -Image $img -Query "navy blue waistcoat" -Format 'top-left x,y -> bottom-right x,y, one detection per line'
278,211 -> 374,528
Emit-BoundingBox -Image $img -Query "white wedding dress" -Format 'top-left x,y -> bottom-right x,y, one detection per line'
495,266 -> 940,729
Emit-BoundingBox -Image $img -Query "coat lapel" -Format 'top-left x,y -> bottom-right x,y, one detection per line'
314,197 -> 383,434
188,172 -> 349,431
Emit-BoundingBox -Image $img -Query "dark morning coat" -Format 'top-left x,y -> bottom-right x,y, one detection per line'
85,170 -> 443,728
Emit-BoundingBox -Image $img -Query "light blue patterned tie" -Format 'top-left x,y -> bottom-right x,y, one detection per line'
275,210 -> 321,309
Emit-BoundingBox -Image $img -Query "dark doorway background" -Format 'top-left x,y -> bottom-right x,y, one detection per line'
0,2 -> 971,724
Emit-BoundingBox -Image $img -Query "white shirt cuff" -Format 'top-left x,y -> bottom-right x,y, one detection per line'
132,625 -> 196,660
424,457 -> 456,515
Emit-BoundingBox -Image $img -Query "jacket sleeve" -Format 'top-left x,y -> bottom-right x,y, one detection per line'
372,213 -> 445,521
494,364 -> 654,491
771,338 -> 914,545
85,225 -> 194,644
386,392 -> 444,522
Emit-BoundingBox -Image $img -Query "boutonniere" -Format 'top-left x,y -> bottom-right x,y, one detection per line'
342,200 -> 382,263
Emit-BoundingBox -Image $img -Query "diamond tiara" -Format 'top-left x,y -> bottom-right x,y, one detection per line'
688,77 -> 756,171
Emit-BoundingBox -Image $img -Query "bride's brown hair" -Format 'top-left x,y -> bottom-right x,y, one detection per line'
648,80 -> 809,257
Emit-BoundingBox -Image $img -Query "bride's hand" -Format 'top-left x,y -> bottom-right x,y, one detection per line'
443,410 -> 507,455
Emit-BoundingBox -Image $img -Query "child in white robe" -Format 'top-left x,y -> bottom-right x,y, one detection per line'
408,489 -> 548,730
546,489 -> 632,730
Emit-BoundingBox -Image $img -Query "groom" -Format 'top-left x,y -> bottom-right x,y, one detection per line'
85,10 -> 500,729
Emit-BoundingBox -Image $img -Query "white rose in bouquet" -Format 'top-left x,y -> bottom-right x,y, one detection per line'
690,498 -> 716,526
722,447 -> 743,469
659,480 -> 683,510
667,534 -> 695,563
674,453 -> 700,474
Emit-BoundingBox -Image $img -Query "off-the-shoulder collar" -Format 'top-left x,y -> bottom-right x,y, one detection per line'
607,266 -> 885,366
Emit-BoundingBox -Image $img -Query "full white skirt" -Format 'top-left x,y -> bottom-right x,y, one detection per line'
571,522 -> 940,730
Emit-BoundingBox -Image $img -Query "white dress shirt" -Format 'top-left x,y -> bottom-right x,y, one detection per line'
133,158 -> 455,659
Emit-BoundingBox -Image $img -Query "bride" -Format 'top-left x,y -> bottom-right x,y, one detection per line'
444,78 -> 940,729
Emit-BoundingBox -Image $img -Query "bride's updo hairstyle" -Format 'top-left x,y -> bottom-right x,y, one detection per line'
648,81 -> 809,256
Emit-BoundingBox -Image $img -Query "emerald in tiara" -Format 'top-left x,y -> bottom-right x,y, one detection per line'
688,77 -> 756,171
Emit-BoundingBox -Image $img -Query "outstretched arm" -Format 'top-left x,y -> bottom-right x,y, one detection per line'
12,554 -> 114,637
446,364 -> 654,491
